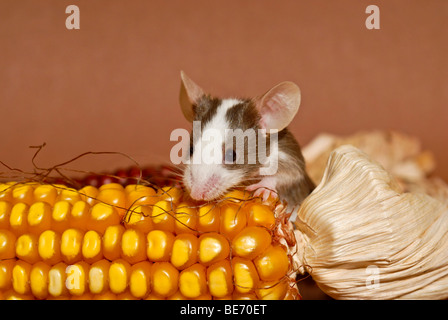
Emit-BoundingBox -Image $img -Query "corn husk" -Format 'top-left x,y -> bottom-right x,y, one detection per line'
301,131 -> 448,205
292,145 -> 448,299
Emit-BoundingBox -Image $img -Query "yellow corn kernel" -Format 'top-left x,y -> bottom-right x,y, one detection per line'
48,262 -> 69,297
0,184 -> 13,202
52,184 -> 69,190
232,291 -> 258,300
0,229 -> 16,260
223,189 -> 252,202
179,263 -> 207,299
231,226 -> 272,260
171,233 -> 198,270
61,228 -> 84,264
0,260 -> 15,290
157,186 -> 183,204
247,203 -> 276,229
38,230 -> 62,265
1,289 -> 34,300
0,201 -> 12,229
47,295 -> 70,300
125,185 -> 158,207
109,259 -> 131,294
15,233 -> 39,264
30,261 -> 51,300
146,230 -> 175,262
70,201 -> 91,231
51,201 -> 71,234
198,232 -> 230,266
98,183 -> 123,191
129,261 -> 152,298
151,200 -> 175,232
256,279 -> 289,300
33,185 -> 58,206
197,203 -> 220,233
99,183 -> 123,192
89,259 -> 110,294
151,262 -> 179,297
89,202 -> 121,234
254,245 -> 289,281
71,292 -> 94,300
82,230 -> 103,263
102,225 -> 125,261
167,290 -> 187,300
121,229 -> 147,264
1,290 -> 8,300
194,292 -> 212,300
93,291 -> 117,300
57,187 -> 80,205
12,184 -> 34,206
27,201 -> 52,234
220,203 -> 247,239
96,188 -> 126,217
78,185 -> 99,206
212,294 -> 233,300
174,202 -> 198,235
145,292 -> 165,300
124,205 -> 153,233
206,259 -> 233,298
117,290 -> 139,300
9,202 -> 29,235
232,257 -> 259,294
66,261 -> 89,296
12,260 -> 32,295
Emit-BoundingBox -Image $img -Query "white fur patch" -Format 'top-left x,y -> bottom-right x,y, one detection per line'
204,98 -> 241,135
186,99 -> 246,200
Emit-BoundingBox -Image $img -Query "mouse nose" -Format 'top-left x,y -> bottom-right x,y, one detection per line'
206,175 -> 219,188
190,187 -> 207,200
190,175 -> 220,200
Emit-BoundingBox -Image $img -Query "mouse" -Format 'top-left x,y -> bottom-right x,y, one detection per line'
178,71 -> 315,213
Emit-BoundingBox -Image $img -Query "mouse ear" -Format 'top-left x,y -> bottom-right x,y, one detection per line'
179,71 -> 205,122
255,81 -> 301,131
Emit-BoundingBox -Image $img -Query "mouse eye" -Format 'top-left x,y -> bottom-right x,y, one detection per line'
224,148 -> 237,164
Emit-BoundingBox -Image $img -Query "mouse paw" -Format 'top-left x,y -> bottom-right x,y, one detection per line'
246,179 -> 278,202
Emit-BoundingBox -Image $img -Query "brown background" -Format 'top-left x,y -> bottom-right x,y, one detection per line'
0,0 -> 447,182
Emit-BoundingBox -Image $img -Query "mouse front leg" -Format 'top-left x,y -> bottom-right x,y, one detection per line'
246,176 -> 278,202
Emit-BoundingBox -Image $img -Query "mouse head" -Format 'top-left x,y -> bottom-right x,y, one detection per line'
179,71 -> 301,201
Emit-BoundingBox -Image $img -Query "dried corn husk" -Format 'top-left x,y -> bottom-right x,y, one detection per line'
302,130 -> 448,208
302,130 -> 436,184
292,145 -> 448,299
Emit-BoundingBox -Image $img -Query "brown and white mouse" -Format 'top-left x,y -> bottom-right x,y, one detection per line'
178,71 -> 315,213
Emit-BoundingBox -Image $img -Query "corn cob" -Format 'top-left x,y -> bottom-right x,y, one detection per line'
0,181 -> 300,300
